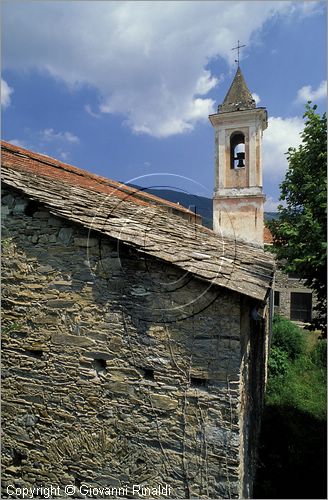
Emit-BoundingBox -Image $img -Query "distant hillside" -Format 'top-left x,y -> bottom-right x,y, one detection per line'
128,185 -> 278,228
264,212 -> 280,222
146,188 -> 213,228
143,188 -> 279,228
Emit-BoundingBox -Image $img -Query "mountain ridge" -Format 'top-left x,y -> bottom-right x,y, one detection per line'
128,185 -> 278,228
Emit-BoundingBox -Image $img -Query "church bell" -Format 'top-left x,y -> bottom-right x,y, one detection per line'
235,152 -> 245,168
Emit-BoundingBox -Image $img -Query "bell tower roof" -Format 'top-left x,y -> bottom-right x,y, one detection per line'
218,66 -> 256,113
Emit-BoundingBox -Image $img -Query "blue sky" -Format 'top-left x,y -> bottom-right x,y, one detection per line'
1,1 -> 326,210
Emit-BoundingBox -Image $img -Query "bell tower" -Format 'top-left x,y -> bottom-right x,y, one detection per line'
209,66 -> 268,246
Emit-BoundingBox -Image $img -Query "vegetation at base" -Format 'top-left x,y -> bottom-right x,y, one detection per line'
270,314 -> 305,361
266,315 -> 326,420
254,404 -> 327,499
254,316 -> 327,499
267,346 -> 289,378
268,104 -> 327,332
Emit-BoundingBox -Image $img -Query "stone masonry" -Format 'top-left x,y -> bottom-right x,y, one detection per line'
1,187 -> 268,499
273,269 -> 314,323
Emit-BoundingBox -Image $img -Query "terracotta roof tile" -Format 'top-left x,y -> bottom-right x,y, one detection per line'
264,226 -> 274,244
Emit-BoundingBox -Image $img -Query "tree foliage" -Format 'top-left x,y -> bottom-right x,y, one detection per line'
269,103 -> 327,331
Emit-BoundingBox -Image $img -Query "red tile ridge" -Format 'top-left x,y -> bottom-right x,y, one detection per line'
1,140 -> 198,216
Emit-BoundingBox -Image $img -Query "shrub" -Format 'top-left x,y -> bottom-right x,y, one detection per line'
271,315 -> 305,360
268,346 -> 290,378
311,340 -> 327,370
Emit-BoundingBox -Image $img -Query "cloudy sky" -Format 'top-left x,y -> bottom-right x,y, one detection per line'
1,1 -> 326,210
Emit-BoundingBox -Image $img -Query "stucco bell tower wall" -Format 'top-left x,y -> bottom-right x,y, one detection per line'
209,106 -> 267,247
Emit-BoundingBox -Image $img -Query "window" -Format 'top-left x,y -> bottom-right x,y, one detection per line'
274,291 -> 280,307
24,200 -> 39,217
190,376 -> 208,388
230,132 -> 245,169
290,292 -> 312,322
93,358 -> 107,375
141,368 -> 154,380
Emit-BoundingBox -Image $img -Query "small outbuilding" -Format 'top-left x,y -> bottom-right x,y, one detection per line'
1,140 -> 274,499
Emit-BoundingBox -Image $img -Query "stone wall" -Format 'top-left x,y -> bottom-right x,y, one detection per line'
2,186 -> 262,499
274,269 -> 314,323
239,299 -> 268,499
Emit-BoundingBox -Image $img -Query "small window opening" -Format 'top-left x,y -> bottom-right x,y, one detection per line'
12,449 -> 27,466
24,200 -> 39,217
93,358 -> 107,375
141,368 -> 154,380
74,477 -> 82,488
190,376 -> 208,388
24,349 -> 43,359
230,132 -> 245,169
274,291 -> 280,307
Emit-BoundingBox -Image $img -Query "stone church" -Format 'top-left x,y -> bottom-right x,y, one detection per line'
1,67 -> 275,499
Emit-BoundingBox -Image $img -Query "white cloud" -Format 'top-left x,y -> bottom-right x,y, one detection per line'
264,196 -> 281,212
292,1 -> 325,18
59,151 -> 69,161
296,80 -> 327,103
2,1 -> 311,138
5,129 -> 78,158
1,78 -> 13,108
263,116 -> 304,184
40,128 -> 79,144
85,104 -> 101,118
7,138 -> 28,148
252,93 -> 261,105
195,71 -> 220,96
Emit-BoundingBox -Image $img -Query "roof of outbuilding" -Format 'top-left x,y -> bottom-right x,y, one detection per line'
264,226 -> 274,245
218,66 -> 256,113
1,141 -> 199,220
1,140 -> 275,301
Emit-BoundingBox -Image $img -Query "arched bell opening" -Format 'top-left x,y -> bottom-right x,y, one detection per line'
230,132 -> 246,169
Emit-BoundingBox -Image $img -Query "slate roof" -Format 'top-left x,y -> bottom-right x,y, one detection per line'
218,66 -> 256,113
1,141 -> 275,301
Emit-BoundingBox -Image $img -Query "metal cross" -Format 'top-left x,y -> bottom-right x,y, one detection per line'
232,40 -> 246,65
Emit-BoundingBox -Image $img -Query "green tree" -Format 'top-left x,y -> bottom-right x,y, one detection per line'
269,103 -> 327,332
